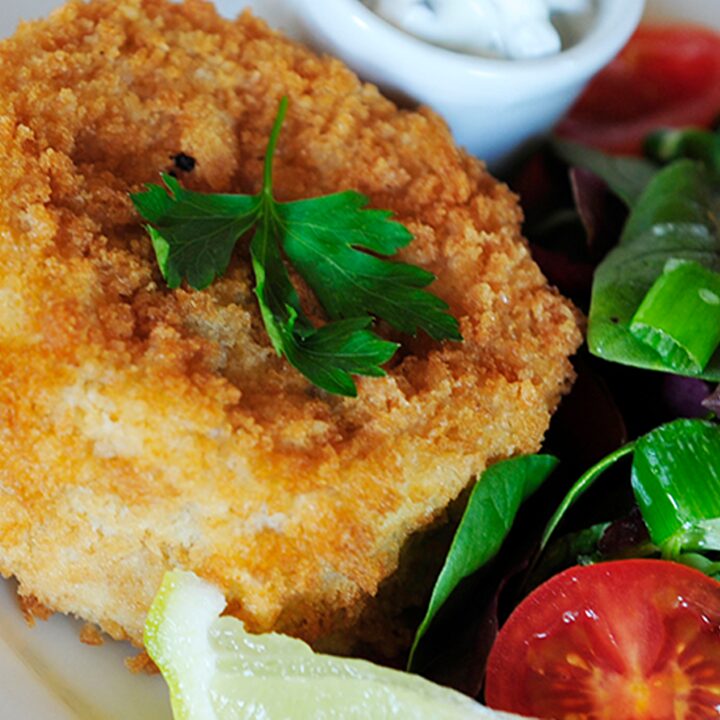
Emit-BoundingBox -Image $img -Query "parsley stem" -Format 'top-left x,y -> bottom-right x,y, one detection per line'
263,96 -> 289,198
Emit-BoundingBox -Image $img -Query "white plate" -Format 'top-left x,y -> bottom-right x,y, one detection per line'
0,1 -> 718,718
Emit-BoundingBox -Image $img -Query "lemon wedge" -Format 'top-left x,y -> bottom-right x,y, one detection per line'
145,571 -> 520,720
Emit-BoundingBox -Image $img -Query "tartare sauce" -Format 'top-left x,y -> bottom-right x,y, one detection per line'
366,0 -> 591,59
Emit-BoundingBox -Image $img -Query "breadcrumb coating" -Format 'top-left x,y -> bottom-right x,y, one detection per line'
0,0 -> 581,651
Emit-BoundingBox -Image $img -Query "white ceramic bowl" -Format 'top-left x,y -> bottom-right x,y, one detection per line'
286,0 -> 645,166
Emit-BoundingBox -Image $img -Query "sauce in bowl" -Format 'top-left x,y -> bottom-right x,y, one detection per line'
366,0 -> 593,59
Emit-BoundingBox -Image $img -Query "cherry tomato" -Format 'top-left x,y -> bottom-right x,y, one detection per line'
556,25 -> 720,155
485,560 -> 720,719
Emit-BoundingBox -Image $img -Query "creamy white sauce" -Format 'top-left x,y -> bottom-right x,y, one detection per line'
367,0 -> 591,59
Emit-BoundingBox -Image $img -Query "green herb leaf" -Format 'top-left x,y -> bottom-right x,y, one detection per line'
277,194 -> 461,340
249,202 -> 398,397
407,455 -> 558,669
588,159 -> 720,381
632,419 -> 720,549
132,98 -> 461,396
131,175 -> 260,290
553,139 -> 657,207
278,314 -> 399,397
630,260 -> 720,374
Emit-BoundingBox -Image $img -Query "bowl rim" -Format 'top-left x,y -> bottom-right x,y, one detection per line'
292,0 -> 645,99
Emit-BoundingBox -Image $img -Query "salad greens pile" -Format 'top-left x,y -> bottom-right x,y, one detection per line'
578,132 -> 720,402
407,126 -> 720,696
558,132 -> 720,380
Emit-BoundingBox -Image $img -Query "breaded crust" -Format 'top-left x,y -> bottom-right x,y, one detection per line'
0,0 -> 581,650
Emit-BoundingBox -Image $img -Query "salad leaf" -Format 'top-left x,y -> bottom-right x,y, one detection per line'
587,159 -> 720,381
530,522 -> 610,584
569,167 -> 615,257
408,455 -> 557,669
530,510 -> 655,590
535,420 -> 720,587
538,444 -> 635,554
597,507 -> 652,556
132,98 -> 460,397
662,374 -> 715,419
645,128 -> 720,174
631,419 -> 720,550
553,139 -> 657,207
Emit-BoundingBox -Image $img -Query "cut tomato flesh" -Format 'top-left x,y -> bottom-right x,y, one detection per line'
556,25 -> 720,155
485,560 -> 720,719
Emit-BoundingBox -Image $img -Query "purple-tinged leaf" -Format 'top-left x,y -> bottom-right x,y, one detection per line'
569,167 -> 629,263
530,244 -> 595,299
704,385 -> 720,415
570,167 -> 607,253
597,506 -> 650,555
544,357 -> 628,470
662,374 -> 713,419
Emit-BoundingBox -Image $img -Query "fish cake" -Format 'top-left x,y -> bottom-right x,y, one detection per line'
0,0 -> 581,652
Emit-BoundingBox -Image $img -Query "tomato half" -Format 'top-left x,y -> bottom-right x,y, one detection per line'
556,25 -> 720,155
485,560 -> 720,719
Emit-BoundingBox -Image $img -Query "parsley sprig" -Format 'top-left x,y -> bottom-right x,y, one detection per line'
132,98 -> 461,396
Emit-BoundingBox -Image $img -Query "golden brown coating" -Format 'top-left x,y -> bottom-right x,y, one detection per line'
0,0 -> 581,650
